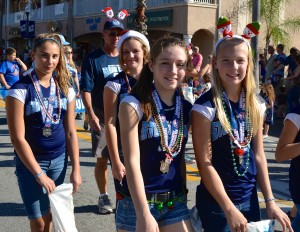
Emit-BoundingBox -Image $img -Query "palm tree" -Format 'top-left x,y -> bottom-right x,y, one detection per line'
135,0 -> 148,35
260,0 -> 300,49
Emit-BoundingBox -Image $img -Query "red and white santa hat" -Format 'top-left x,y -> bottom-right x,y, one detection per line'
117,30 -> 150,54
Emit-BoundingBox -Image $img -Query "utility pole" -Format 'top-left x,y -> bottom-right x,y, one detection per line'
67,0 -> 73,47
0,1 -> 4,48
25,11 -> 30,50
252,0 -> 260,88
215,0 -> 222,43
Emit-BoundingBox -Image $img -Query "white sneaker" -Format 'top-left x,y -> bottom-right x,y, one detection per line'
98,195 -> 113,214
263,134 -> 268,139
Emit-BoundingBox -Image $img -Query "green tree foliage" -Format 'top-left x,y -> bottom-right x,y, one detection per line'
226,0 -> 300,49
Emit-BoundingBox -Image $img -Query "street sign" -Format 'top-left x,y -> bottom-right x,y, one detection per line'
20,20 -> 35,38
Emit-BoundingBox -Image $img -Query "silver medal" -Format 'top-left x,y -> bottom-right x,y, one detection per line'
160,157 -> 172,174
42,127 -> 52,137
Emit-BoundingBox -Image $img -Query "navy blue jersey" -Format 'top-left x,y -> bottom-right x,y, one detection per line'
285,113 -> 300,204
80,48 -> 122,120
192,89 -> 265,204
120,93 -> 192,194
105,71 -> 137,152
7,74 -> 75,160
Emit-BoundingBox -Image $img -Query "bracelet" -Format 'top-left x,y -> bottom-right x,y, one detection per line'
265,197 -> 275,203
34,170 -> 44,179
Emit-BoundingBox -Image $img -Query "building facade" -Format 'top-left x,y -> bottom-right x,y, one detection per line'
1,0 -> 300,64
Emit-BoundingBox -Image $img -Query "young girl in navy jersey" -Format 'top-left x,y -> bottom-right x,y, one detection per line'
276,108 -> 300,231
104,30 -> 150,194
6,33 -> 82,231
118,37 -> 193,232
191,20 -> 292,232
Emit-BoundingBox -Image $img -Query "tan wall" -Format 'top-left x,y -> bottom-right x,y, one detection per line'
283,0 -> 300,50
186,5 -> 217,35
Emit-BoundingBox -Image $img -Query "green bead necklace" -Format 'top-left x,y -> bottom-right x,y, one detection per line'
222,90 -> 253,177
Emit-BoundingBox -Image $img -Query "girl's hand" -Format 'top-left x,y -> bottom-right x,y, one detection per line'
266,201 -> 294,232
88,114 -> 101,132
112,161 -> 126,181
70,170 -> 82,193
36,173 -> 56,194
136,211 -> 159,232
225,207 -> 248,232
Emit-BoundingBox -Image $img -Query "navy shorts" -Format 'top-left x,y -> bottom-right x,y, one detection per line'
196,189 -> 261,231
15,153 -> 67,220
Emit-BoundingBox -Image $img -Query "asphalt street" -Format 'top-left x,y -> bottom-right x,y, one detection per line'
0,99 -> 293,232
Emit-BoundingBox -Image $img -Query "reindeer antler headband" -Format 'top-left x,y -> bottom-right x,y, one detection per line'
213,16 -> 261,55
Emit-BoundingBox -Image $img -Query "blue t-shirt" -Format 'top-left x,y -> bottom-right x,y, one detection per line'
7,73 -> 75,160
80,49 -> 122,120
192,90 -> 263,204
120,92 -> 192,194
0,60 -> 22,86
274,53 -> 286,77
284,55 -> 297,73
105,71 -> 137,152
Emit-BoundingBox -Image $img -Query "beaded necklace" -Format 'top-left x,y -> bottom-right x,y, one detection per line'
30,73 -> 61,123
151,89 -> 184,173
222,89 -> 253,176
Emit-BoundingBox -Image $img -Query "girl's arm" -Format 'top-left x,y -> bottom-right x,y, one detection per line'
6,96 -> 56,194
286,67 -> 300,80
191,111 -> 248,232
104,87 -> 125,181
73,72 -> 80,98
276,119 -> 300,162
198,64 -> 211,77
270,99 -> 274,109
0,73 -> 10,89
64,97 -> 82,193
180,148 -> 187,188
15,57 -> 27,73
119,102 -> 159,232
254,117 -> 293,232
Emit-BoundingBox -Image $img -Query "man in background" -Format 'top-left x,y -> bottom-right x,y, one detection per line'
80,19 -> 124,214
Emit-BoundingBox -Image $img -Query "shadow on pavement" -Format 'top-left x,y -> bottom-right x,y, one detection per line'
0,159 -> 15,167
0,203 -> 26,216
0,117 -> 7,126
269,118 -> 284,138
74,205 -> 116,215
0,129 -> 9,135
186,170 -> 200,177
0,142 -> 13,148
